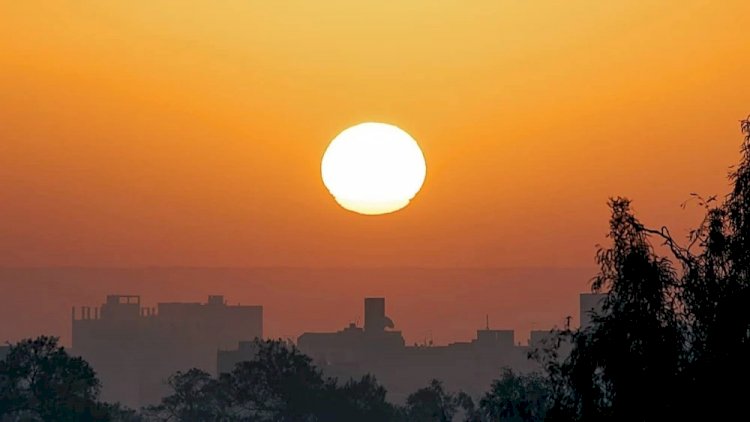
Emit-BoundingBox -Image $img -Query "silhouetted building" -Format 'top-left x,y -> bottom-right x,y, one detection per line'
580,293 -> 606,329
364,297 -> 393,332
0,345 -> 9,361
297,297 -> 405,361
192,292 -> 598,404
72,294 -> 262,408
221,297 -> 534,403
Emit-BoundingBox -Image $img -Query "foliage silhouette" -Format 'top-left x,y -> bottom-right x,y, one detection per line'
144,368 -> 224,421
539,117 -> 750,422
0,336 -> 112,421
478,369 -> 549,422
672,117 -> 750,420
320,374 -> 400,422
146,339 -> 400,421
404,379 -> 459,422
554,198 -> 683,421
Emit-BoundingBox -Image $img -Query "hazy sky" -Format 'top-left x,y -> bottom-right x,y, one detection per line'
1,1 -> 749,268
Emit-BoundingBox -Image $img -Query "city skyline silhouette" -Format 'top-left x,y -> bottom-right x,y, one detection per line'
63,290 -> 603,407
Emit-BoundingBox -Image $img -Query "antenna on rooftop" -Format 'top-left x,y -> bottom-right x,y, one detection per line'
486,314 -> 489,330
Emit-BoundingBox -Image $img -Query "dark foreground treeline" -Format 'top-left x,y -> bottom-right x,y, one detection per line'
4,117 -> 750,421
0,336 -> 545,421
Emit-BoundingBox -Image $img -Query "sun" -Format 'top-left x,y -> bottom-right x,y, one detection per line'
322,122 -> 427,215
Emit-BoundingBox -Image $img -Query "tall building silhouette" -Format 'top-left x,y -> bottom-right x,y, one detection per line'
364,297 -> 393,332
72,294 -> 262,408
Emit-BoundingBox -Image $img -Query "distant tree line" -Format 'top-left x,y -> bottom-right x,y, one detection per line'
3,117 -> 750,421
0,336 -> 545,421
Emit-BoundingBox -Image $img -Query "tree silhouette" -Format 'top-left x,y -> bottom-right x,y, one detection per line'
456,391 -> 481,422
148,339 -> 399,421
478,368 -> 549,422
227,339 -> 327,421
544,198 -> 685,422
99,402 -> 144,422
321,374 -> 400,422
539,117 -> 750,421
404,379 -> 459,422
0,336 -> 108,421
676,117 -> 750,419
144,368 -> 226,421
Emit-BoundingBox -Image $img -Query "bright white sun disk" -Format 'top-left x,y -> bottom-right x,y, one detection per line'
321,123 -> 426,215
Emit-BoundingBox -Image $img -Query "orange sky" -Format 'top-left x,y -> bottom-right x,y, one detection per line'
1,1 -> 749,269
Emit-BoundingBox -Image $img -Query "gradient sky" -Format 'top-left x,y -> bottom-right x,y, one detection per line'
1,1 -> 749,269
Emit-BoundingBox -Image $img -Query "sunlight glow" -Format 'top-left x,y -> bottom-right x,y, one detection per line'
322,123 -> 426,215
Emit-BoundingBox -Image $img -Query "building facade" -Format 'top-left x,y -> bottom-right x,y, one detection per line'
72,294 -> 262,408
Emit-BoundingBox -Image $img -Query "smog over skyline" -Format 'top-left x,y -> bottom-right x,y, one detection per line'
0,266 -> 594,347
